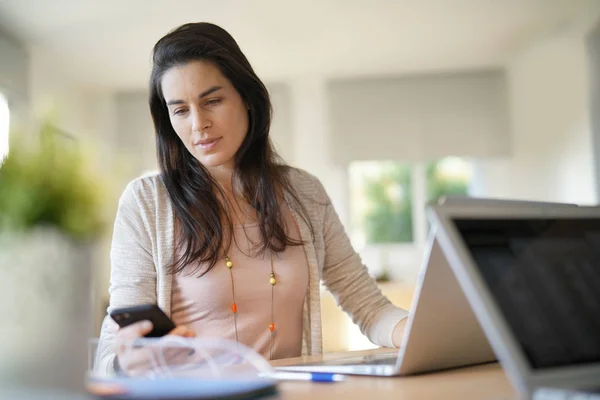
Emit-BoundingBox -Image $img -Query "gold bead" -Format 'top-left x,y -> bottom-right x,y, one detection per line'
270,277 -> 276,285
226,260 -> 233,268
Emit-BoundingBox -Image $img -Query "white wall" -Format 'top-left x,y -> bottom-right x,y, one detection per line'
471,21 -> 597,205
268,82 -> 294,164
115,91 -> 157,177
587,21 -> 600,193
288,77 -> 348,225
0,28 -> 28,102
29,47 -> 89,137
29,46 -> 119,156
0,27 -> 29,136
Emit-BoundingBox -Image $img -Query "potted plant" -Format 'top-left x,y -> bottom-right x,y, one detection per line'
0,122 -> 107,394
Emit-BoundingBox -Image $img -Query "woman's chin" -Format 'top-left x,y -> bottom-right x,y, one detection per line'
195,154 -> 234,170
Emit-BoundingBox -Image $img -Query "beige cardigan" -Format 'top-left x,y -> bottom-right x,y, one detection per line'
96,168 -> 408,373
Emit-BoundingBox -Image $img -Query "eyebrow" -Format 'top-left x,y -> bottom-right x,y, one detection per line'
166,86 -> 223,106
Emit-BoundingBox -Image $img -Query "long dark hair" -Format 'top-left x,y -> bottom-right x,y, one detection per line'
149,22 -> 313,276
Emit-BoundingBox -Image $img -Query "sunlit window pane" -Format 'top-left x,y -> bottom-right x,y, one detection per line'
349,161 -> 413,245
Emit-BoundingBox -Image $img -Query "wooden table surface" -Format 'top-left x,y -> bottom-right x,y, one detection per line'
270,348 -> 518,400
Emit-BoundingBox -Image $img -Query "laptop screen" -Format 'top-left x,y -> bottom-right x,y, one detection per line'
453,218 -> 600,370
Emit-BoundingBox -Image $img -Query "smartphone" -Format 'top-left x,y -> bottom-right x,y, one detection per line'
110,304 -> 176,338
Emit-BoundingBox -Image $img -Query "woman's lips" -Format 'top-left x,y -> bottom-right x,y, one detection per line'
194,137 -> 221,150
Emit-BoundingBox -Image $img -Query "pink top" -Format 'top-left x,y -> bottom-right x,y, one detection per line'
170,205 -> 309,360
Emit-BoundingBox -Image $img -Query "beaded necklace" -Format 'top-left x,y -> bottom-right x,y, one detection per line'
224,253 -> 276,360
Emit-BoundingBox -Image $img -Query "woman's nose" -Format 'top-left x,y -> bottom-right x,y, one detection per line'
192,110 -> 211,132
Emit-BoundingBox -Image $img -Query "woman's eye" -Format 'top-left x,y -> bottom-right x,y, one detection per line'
205,98 -> 222,106
173,108 -> 187,115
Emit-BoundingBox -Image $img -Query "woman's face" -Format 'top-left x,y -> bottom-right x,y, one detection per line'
161,60 -> 249,172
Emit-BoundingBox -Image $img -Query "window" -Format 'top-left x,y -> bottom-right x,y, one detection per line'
350,157 -> 473,247
0,93 -> 9,162
349,161 -> 413,246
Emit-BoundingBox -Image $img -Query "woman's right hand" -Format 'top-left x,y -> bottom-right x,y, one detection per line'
114,320 -> 196,376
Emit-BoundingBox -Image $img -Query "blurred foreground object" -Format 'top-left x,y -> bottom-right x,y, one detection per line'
0,122 -> 106,397
87,337 -> 278,399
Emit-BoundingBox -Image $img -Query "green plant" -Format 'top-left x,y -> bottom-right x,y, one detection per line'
0,123 -> 106,241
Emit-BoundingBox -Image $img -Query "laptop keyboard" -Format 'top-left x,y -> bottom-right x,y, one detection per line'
315,353 -> 399,367
357,355 -> 398,365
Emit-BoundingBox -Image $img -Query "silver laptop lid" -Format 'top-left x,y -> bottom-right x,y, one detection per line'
430,204 -> 600,396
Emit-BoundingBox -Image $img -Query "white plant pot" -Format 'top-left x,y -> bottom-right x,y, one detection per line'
0,228 -> 93,394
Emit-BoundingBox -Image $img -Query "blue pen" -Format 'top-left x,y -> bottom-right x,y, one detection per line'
266,371 -> 345,382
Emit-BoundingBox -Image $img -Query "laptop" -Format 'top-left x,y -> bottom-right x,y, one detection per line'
429,203 -> 600,398
277,198 -> 576,377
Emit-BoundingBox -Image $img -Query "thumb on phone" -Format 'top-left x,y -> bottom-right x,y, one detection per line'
118,320 -> 154,342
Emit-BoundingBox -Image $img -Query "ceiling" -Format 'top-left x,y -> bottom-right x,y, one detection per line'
0,0 -> 595,91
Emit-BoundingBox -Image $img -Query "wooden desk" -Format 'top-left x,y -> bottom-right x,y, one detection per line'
271,349 -> 517,400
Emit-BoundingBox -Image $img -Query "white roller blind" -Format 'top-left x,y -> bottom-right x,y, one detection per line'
328,69 -> 510,164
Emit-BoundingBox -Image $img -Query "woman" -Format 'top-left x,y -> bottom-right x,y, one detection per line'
96,22 -> 408,372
